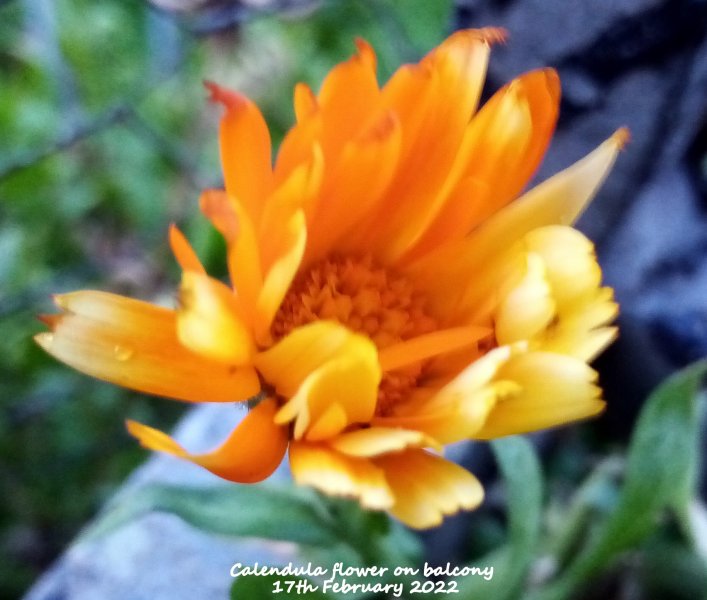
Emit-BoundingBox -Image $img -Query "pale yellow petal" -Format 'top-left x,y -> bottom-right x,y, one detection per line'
476,350 -> 605,438
277,344 -> 381,440
330,427 -> 437,457
495,253 -> 555,345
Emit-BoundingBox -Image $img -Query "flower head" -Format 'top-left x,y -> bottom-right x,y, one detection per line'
37,29 -> 625,528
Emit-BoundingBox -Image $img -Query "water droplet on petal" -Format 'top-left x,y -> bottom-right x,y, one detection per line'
114,345 -> 134,361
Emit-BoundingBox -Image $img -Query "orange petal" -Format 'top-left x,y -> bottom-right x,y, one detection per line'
177,272 -> 253,364
289,442 -> 393,510
126,398 -> 287,483
35,291 -> 259,402
305,110 -> 402,263
368,29 -> 499,261
315,38 -> 380,162
405,68 -> 560,261
227,198 -> 263,321
375,450 -> 484,528
169,224 -> 205,274
199,189 -> 238,242
206,82 -> 273,224
405,130 -> 626,322
378,325 -> 490,371
293,82 -> 317,122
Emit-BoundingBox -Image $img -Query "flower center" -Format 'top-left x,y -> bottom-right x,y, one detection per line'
272,255 -> 437,414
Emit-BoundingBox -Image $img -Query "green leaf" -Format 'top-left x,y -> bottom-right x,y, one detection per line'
79,483 -> 338,548
530,359 -> 707,600
458,436 -> 543,600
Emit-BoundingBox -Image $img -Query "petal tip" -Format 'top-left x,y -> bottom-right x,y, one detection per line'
33,331 -> 53,350
204,80 -> 247,110
613,127 -> 631,150
478,26 -> 508,45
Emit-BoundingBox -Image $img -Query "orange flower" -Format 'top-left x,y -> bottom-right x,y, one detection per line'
36,29 -> 625,528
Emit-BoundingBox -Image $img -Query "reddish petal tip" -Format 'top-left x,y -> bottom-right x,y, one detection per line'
203,80 -> 247,110
613,127 -> 631,150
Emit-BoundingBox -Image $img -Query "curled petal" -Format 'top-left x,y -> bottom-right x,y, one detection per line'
126,398 -> 287,483
36,291 -> 259,402
495,253 -> 555,345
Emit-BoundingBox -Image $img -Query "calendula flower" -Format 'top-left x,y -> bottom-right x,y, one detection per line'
36,28 -> 625,528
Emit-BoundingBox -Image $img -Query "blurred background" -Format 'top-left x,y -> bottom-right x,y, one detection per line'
1,1 -> 706,599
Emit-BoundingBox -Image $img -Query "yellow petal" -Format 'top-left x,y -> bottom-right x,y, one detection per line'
126,398 -> 287,483
378,346 -> 515,443
523,226 -> 602,307
169,224 -> 205,274
206,82 -> 272,224
475,350 -> 605,439
177,272 -> 253,364
254,321 -> 373,397
329,427 -> 437,457
277,342 -> 381,440
289,442 -> 393,510
36,291 -> 259,402
495,253 -> 555,345
375,450 -> 484,529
